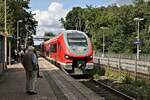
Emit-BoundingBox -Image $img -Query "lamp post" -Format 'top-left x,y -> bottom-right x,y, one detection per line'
102,32 -> 105,57
100,27 -> 108,57
134,17 -> 144,60
17,20 -> 23,52
24,32 -> 28,49
4,0 -> 7,69
4,0 -> 6,32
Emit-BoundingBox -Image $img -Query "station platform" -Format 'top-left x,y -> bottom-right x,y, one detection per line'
0,58 -> 104,100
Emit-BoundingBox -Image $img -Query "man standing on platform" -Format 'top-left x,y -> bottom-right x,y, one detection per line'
22,46 -> 38,95
33,49 -> 42,78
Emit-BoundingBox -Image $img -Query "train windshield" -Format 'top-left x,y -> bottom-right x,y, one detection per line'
67,33 -> 88,47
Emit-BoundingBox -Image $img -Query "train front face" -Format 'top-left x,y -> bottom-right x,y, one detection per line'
63,30 -> 93,73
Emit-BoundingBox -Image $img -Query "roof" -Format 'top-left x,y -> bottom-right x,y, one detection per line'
0,32 -> 7,37
44,32 -> 62,44
64,30 -> 85,34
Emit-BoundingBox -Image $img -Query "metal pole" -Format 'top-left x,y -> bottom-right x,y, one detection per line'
9,40 -> 11,65
5,0 -> 6,31
17,21 -> 19,52
135,55 -> 137,81
100,26 -> 108,57
16,20 -> 22,51
102,33 -> 105,57
25,32 -> 28,48
4,0 -> 7,70
134,17 -> 144,60
137,21 -> 140,60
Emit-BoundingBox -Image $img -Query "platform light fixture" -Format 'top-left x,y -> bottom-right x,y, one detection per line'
134,17 -> 144,60
17,20 -> 23,51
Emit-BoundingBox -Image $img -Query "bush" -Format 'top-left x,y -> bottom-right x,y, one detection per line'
105,68 -> 120,80
91,66 -> 105,76
118,84 -> 136,98
89,66 -> 106,80
121,74 -> 132,84
133,79 -> 146,87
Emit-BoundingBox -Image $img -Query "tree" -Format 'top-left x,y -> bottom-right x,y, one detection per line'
44,32 -> 55,41
0,0 -> 37,47
61,1 -> 150,54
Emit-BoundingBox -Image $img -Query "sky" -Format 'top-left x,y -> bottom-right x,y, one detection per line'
29,0 -> 132,45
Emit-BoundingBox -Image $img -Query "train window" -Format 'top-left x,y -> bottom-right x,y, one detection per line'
58,44 -> 61,50
46,50 -> 49,56
67,33 -> 87,46
50,44 -> 57,52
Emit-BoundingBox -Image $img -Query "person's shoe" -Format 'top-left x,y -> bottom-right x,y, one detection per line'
26,91 -> 37,95
37,75 -> 42,78
30,92 -> 37,95
26,91 -> 30,94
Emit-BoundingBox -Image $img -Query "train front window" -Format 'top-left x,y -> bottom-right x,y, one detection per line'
66,32 -> 89,55
67,33 -> 88,47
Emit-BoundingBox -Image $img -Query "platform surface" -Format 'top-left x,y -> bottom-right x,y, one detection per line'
0,58 -> 104,100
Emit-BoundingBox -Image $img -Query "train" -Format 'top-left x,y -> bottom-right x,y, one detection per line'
41,30 -> 93,74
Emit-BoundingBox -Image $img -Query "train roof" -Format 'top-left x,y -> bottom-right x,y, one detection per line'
63,30 -> 86,34
44,32 -> 63,44
65,30 -> 84,34
43,30 -> 87,45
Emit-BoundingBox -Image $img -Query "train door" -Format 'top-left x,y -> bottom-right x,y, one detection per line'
50,43 -> 57,65
56,42 -> 60,66
56,42 -> 62,66
55,43 -> 58,65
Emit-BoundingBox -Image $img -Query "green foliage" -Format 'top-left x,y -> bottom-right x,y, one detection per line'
0,0 -> 37,47
61,1 -> 150,54
118,80 -> 150,99
118,84 -> 137,97
90,66 -> 105,79
105,68 -> 133,83
133,79 -> 146,87
105,68 -> 120,79
44,32 -> 55,41
121,73 -> 132,84
104,67 -> 150,99
44,32 -> 55,37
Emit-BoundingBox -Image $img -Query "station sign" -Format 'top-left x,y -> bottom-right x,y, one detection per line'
133,39 -> 143,45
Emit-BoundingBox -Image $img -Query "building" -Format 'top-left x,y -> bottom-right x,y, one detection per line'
0,32 -> 6,73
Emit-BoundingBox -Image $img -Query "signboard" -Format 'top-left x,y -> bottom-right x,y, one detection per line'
133,39 -> 143,45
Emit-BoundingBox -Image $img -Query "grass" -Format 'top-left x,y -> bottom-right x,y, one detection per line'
90,65 -> 105,80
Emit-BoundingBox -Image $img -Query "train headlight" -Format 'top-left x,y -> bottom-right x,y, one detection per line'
65,55 -> 69,59
90,55 -> 93,58
87,55 -> 93,60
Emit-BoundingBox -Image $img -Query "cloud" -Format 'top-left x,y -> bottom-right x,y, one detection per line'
116,0 -> 133,5
33,2 -> 68,36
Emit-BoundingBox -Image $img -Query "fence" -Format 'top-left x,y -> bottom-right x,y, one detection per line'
94,52 -> 150,80
94,52 -> 150,62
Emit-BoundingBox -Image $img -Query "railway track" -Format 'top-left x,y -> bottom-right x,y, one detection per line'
71,73 -> 135,100
58,62 -> 134,100
80,79 -> 135,100
44,57 -> 135,100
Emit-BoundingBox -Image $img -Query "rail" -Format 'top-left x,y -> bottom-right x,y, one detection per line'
81,79 -> 135,100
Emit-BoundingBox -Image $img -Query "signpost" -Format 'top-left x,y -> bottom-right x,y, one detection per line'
133,39 -> 143,45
